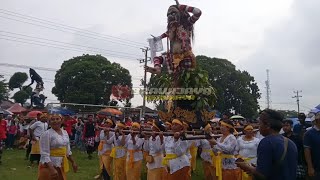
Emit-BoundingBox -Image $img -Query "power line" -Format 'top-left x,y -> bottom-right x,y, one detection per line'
0,68 -> 144,82
0,31 -> 141,57
0,35 -> 140,60
0,11 -> 146,48
0,9 -> 146,46
0,62 -> 57,72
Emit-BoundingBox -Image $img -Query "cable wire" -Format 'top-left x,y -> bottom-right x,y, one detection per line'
0,9 -> 147,46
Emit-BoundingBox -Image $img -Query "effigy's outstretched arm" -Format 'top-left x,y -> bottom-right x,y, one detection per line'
178,4 -> 202,24
145,55 -> 164,74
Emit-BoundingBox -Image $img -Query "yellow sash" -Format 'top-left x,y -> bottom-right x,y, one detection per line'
161,153 -> 178,166
215,152 -> 235,180
128,149 -> 141,168
237,155 -> 255,180
50,147 -> 69,173
190,145 -> 198,158
110,146 -> 125,158
98,140 -> 105,151
31,140 -> 40,154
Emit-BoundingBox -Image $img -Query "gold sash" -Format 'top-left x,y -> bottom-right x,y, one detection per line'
214,152 -> 235,180
50,147 -> 69,173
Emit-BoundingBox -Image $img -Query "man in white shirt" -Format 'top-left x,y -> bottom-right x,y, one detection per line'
29,114 -> 48,165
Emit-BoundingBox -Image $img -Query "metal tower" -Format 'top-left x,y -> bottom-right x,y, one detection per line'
265,69 -> 271,109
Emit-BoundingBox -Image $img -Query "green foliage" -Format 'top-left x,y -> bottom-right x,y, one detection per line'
22,86 -> 33,95
177,68 -> 216,110
12,90 -> 29,106
52,54 -> 133,106
0,75 -> 9,102
147,65 -> 216,111
8,72 -> 28,90
147,55 -> 261,117
197,55 -> 261,117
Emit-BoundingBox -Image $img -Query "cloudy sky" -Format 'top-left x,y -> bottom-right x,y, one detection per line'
1,0 -> 318,113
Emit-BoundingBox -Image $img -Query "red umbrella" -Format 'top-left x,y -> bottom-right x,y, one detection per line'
27,110 -> 43,118
98,108 -> 122,116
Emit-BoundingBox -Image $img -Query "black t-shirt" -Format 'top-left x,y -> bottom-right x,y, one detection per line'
84,122 -> 95,137
282,132 -> 305,164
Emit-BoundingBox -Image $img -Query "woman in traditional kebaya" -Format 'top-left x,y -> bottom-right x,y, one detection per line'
110,121 -> 127,180
97,119 -> 115,180
199,123 -> 216,180
38,114 -> 78,180
125,122 -> 144,180
162,119 -> 190,180
210,120 -> 241,180
236,124 -> 260,180
144,120 -> 165,180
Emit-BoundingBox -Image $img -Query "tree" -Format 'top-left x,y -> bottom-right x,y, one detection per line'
147,55 -> 261,118
8,72 -> 28,90
8,72 -> 32,106
0,75 -> 9,102
52,54 -> 133,106
12,90 -> 29,106
197,55 -> 261,117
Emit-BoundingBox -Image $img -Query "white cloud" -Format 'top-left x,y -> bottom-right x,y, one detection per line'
1,0 -> 318,113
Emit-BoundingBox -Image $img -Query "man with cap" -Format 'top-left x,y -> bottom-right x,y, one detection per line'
0,111 -> 7,164
304,113 -> 320,179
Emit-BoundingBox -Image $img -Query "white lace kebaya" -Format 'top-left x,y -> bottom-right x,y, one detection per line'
163,136 -> 190,174
39,128 -> 71,167
143,136 -> 164,170
98,131 -> 114,156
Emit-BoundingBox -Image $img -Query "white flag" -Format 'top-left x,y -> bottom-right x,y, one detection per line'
148,38 -> 163,62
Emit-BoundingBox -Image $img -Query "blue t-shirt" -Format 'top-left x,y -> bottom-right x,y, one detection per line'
303,127 -> 320,171
256,134 -> 298,180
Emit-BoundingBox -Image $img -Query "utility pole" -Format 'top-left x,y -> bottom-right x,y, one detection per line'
139,47 -> 150,117
265,69 -> 271,109
292,90 -> 302,113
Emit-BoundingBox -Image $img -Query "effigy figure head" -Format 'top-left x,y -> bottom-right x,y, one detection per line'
167,5 -> 194,41
167,5 -> 180,24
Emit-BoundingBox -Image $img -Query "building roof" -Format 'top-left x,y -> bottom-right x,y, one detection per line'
7,103 -> 27,114
0,100 -> 14,109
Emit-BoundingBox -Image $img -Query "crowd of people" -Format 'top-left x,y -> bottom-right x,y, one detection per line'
0,109 -> 319,180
